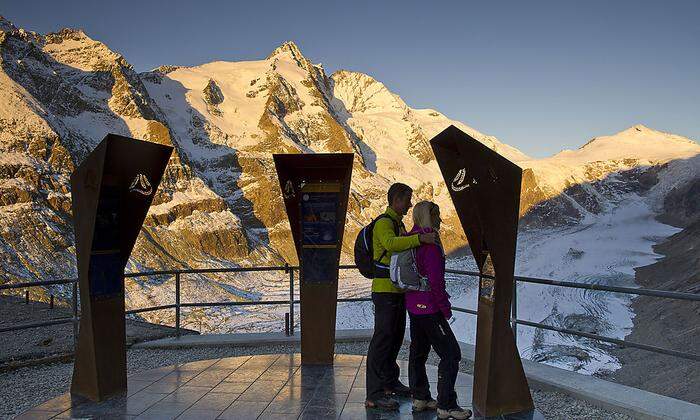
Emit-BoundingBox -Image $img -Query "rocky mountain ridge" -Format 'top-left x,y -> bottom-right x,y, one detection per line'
0,18 -> 698,328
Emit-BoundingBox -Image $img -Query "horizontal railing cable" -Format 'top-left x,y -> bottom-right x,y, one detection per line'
125,304 -> 177,315
449,305 -> 700,362
0,317 -> 77,333
125,265 -> 298,278
513,318 -> 700,362
513,274 -> 700,301
0,278 -> 76,291
452,306 -> 478,316
443,269 -> 700,302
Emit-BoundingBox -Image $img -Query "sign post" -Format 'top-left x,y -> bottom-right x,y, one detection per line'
430,126 -> 536,418
273,153 -> 353,365
70,134 -> 172,401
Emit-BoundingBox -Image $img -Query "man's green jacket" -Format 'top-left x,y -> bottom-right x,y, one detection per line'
371,207 -> 421,293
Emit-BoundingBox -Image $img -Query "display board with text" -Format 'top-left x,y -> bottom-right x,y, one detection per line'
273,154 -> 353,365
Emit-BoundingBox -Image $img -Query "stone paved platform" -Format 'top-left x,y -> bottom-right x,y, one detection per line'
18,354 -> 474,419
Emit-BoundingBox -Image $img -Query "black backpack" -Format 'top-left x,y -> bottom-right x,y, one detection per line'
354,214 -> 399,279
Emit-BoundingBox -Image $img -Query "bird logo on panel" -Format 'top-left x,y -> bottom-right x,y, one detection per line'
283,179 -> 296,198
451,168 -> 477,192
129,174 -> 153,196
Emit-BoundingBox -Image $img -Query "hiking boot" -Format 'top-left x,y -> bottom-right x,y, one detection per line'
365,397 -> 400,410
412,398 -> 438,411
384,381 -> 411,397
437,405 -> 472,419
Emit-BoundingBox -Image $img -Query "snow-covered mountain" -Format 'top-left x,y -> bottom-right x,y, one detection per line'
0,20 -> 525,281
448,127 -> 700,373
519,125 -> 699,228
1,18 -> 698,373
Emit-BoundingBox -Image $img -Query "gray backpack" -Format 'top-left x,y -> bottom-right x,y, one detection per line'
389,248 -> 431,291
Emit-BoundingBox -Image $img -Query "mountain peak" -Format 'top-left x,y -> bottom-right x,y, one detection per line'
44,27 -> 91,43
0,15 -> 16,32
266,41 -> 327,81
39,27 -> 128,72
620,124 -> 652,135
331,69 -> 407,114
580,125 -> 654,150
332,69 -> 378,84
548,124 -> 700,165
580,124 -> 697,150
267,41 -> 306,61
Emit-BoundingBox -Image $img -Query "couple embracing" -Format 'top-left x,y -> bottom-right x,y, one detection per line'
356,183 -> 471,419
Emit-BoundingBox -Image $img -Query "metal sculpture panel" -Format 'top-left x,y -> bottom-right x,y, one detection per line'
71,134 -> 172,401
273,153 -> 353,364
430,125 -> 534,417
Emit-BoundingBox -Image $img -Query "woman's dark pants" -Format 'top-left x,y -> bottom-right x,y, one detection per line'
408,311 -> 461,409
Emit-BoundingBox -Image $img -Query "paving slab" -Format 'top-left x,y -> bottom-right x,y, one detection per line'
19,354 -> 472,419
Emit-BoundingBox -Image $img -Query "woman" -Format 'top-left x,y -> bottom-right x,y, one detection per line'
405,201 -> 471,419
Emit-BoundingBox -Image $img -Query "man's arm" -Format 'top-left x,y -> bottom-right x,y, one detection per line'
375,218 -> 420,252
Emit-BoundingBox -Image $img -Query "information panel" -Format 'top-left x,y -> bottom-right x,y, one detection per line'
92,185 -> 120,250
300,184 -> 340,284
90,184 -> 123,299
301,191 -> 339,246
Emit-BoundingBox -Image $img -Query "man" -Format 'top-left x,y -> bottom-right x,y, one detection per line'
365,183 -> 437,410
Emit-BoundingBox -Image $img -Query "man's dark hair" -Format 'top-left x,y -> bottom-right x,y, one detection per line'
387,183 -> 413,205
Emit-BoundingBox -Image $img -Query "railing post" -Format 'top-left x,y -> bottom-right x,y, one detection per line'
72,281 -> 78,349
175,272 -> 181,337
287,264 -> 294,336
511,279 -> 518,341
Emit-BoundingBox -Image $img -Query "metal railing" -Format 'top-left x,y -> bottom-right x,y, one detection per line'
448,269 -> 700,362
0,278 -> 79,338
1,264 -> 698,362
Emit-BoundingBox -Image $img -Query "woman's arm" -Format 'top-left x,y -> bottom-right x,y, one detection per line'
422,244 -> 452,319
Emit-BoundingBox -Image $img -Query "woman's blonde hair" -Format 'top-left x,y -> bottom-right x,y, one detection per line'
412,201 -> 439,229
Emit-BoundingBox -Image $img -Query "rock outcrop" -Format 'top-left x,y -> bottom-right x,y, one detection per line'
0,17 -> 698,337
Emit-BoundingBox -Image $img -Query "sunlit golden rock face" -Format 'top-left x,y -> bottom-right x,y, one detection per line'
0,17 -> 698,334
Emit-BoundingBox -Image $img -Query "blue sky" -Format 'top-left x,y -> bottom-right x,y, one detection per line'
3,0 -> 698,158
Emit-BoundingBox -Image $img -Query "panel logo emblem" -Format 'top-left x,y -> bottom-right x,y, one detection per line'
451,168 -> 477,192
283,179 -> 295,198
129,174 -> 153,196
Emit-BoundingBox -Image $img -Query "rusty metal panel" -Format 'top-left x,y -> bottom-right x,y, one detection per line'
273,153 -> 353,365
70,134 -> 172,401
430,125 -> 534,417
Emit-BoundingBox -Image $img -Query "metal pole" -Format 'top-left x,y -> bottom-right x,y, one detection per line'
50,294 -> 54,309
25,290 -> 29,304
289,265 -> 295,335
175,272 -> 181,337
511,280 -> 518,341
72,281 -> 78,348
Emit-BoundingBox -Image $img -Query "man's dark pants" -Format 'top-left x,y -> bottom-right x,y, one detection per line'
408,312 -> 461,409
366,292 -> 406,401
